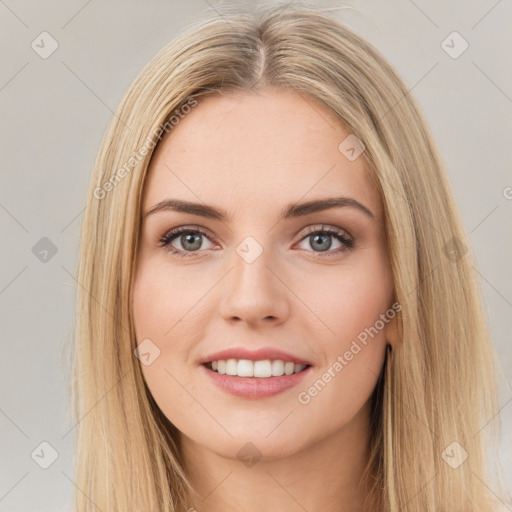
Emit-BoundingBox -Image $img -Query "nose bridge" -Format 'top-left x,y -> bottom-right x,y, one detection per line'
218,234 -> 289,325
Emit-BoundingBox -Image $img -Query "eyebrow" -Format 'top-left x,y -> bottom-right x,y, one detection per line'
144,196 -> 375,222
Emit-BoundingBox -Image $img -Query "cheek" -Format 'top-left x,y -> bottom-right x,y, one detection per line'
131,257 -> 215,419
132,257 -> 207,341
292,255 -> 393,422
296,252 -> 393,351
131,260 -> 202,435
330,267 -> 392,345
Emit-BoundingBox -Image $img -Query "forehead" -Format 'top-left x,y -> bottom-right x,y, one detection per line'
142,88 -> 382,220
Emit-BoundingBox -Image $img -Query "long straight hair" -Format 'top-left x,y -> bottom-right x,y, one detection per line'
70,3 -> 507,510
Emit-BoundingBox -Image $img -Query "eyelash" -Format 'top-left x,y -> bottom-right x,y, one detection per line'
158,224 -> 354,259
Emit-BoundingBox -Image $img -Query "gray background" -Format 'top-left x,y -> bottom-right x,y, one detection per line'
0,0 -> 511,510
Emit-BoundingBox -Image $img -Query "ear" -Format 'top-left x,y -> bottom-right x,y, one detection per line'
384,310 -> 400,349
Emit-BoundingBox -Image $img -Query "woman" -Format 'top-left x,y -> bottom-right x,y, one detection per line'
71,3 -> 509,511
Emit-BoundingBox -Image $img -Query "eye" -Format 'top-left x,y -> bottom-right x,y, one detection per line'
158,224 -> 354,259
158,226 -> 215,258
295,225 -> 354,257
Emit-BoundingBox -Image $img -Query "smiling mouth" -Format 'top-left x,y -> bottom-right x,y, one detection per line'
204,359 -> 312,378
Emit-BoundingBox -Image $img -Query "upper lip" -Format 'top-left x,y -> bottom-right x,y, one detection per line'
199,347 -> 313,366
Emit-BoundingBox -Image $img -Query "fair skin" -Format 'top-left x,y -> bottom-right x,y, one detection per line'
132,88 -> 398,512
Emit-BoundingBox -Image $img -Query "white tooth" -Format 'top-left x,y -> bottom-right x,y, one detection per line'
237,359 -> 254,377
294,364 -> 306,374
284,362 -> 295,375
271,360 -> 285,376
253,360 -> 272,378
212,358 -> 304,377
226,359 -> 238,375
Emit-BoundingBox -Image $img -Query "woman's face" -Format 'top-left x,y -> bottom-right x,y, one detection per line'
132,88 -> 397,461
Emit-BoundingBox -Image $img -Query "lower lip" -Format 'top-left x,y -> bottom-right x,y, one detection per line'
200,363 -> 312,399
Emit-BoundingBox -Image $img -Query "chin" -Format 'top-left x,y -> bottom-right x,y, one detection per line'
186,424 -> 314,463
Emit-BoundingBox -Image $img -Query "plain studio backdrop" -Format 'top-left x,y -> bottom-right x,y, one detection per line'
0,0 -> 511,510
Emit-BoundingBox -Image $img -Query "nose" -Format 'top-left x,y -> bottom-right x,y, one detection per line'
218,246 -> 290,327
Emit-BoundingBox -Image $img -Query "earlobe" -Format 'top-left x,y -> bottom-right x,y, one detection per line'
385,312 -> 400,349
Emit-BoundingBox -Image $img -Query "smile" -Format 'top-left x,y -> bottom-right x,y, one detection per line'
201,359 -> 312,399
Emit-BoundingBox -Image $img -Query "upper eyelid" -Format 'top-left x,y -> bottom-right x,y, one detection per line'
160,225 -> 214,242
300,224 -> 352,238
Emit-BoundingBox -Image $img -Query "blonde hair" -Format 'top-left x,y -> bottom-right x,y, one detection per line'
70,2 -> 508,511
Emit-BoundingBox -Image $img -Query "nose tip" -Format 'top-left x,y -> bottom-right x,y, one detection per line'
218,253 -> 290,326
